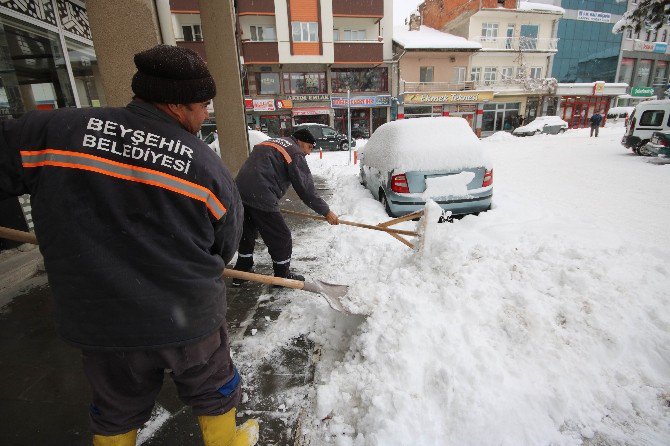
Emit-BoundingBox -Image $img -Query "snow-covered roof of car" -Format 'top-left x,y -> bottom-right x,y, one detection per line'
361,117 -> 486,172
607,106 -> 634,115
514,116 -> 568,133
393,26 -> 482,50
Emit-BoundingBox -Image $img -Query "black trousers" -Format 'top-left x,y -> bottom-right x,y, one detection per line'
82,325 -> 240,435
236,204 -> 292,272
590,125 -> 599,137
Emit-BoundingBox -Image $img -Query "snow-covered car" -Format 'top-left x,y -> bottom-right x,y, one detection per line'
641,131 -> 670,157
359,117 -> 492,217
513,115 -> 568,136
606,106 -> 634,125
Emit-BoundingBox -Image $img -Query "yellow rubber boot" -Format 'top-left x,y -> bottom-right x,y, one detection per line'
92,429 -> 138,446
198,409 -> 259,446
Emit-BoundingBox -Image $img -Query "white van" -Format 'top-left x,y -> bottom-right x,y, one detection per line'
622,99 -> 670,154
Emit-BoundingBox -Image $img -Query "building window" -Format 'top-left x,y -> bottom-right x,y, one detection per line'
282,72 -> 326,94
470,67 -> 481,82
618,58 -> 635,84
501,67 -> 514,80
653,30 -> 659,41
342,29 -> 366,41
646,31 -> 652,41
530,67 -> 542,79
483,67 -> 497,83
453,67 -> 466,83
636,59 -> 653,85
333,28 -> 339,41
653,61 -> 668,85
663,29 -> 668,42
255,72 -> 280,95
250,25 -> 276,42
482,102 -> 520,132
331,67 -> 388,92
182,25 -> 202,42
292,22 -> 318,42
481,23 -> 499,39
420,66 -> 434,82
626,29 -> 633,39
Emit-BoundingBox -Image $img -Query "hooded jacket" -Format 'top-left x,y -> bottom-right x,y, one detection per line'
0,100 -> 243,350
235,136 -> 330,215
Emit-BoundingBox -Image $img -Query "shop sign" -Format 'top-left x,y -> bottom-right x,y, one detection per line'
458,104 -> 477,112
287,94 -> 330,102
654,42 -> 668,53
402,91 -> 494,104
330,95 -> 392,108
593,81 -> 605,96
276,99 -> 293,109
631,86 -> 655,97
244,98 -> 254,109
253,99 -> 275,112
577,10 -> 611,23
292,107 -> 330,116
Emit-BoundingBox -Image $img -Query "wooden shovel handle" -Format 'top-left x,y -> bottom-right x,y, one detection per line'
280,209 -> 418,237
0,226 -> 37,245
222,268 -> 305,290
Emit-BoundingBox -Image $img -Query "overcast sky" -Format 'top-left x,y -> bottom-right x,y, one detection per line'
393,0 -> 424,25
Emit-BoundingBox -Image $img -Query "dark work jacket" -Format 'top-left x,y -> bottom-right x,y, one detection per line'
235,136 -> 330,215
0,100 -> 243,350
590,114 -> 603,127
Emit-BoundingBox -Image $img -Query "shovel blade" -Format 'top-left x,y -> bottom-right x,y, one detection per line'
302,279 -> 350,313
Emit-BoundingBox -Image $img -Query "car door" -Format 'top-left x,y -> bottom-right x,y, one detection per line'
320,126 -> 340,150
306,126 -> 324,150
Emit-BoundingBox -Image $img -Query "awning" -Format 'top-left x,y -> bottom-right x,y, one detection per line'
292,107 -> 330,116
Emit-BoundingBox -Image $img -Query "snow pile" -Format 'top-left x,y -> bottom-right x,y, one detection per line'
393,25 -> 482,50
422,171 -> 475,199
486,131 -> 518,142
248,129 -> 270,150
361,117 -> 487,173
515,116 -> 568,133
518,1 -> 565,14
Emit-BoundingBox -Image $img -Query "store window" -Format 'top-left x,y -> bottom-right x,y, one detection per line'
250,25 -> 276,42
65,38 -> 105,107
420,66 -> 434,83
335,108 -> 370,137
470,67 -> 481,82
482,102 -> 520,132
0,15 -> 76,118
292,22 -> 318,42
182,25 -> 202,42
331,68 -> 388,92
403,105 -> 437,119
653,61 -> 668,85
282,72 -> 326,94
618,58 -> 635,85
255,72 -> 280,94
481,23 -> 498,39
635,59 -> 653,86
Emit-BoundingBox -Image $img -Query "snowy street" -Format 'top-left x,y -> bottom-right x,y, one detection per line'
238,125 -> 670,445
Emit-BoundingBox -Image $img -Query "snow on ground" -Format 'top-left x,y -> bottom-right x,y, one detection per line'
238,127 -> 670,445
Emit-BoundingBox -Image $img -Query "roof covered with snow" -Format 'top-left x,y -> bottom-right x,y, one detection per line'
360,117 -> 486,172
393,26 -> 482,50
518,1 -> 565,14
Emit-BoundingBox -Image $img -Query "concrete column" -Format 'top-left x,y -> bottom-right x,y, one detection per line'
155,0 -> 176,45
199,0 -> 249,174
86,0 -> 162,106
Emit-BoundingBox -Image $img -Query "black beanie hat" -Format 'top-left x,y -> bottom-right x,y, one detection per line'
292,128 -> 316,145
131,45 -> 216,104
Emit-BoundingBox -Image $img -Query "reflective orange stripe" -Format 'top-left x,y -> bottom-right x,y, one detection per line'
258,142 -> 292,164
20,149 -> 227,220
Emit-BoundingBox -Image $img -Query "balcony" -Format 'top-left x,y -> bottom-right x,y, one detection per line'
473,37 -> 559,52
241,41 -> 279,64
176,40 -> 206,61
333,0 -> 383,17
334,41 -> 383,64
236,0 -> 275,15
169,0 -> 199,13
401,80 -> 475,93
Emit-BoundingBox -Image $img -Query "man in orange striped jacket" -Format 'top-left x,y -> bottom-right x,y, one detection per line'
0,45 -> 257,446
233,128 -> 338,284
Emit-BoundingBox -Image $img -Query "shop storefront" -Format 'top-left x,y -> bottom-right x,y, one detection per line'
0,2 -> 104,119
331,95 -> 391,138
399,90 -> 495,136
245,98 -> 292,137
557,82 -> 628,128
482,102 -> 521,133
286,93 -> 331,127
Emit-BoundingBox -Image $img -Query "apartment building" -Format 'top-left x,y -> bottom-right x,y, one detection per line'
616,0 -> 670,106
236,0 -> 393,137
420,0 -> 564,134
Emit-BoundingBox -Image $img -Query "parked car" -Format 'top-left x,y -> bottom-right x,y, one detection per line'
622,99 -> 670,154
293,123 -> 356,151
606,106 -> 634,126
641,131 -> 670,157
513,115 -> 568,136
359,117 -> 492,218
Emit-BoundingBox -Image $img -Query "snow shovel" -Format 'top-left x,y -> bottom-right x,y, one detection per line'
0,226 -> 352,314
280,208 -> 422,248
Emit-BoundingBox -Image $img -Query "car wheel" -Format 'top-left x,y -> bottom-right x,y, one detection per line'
340,141 -> 350,151
634,141 -> 648,156
559,128 -> 566,133
534,129 -> 541,135
379,190 -> 393,217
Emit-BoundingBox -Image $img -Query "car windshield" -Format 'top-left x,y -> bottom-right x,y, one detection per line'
322,127 -> 337,137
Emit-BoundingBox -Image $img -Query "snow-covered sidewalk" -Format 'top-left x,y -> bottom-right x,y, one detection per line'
239,127 -> 670,445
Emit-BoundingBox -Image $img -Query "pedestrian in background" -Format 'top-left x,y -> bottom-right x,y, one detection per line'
0,45 -> 258,446
233,128 -> 339,285
590,111 -> 603,137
